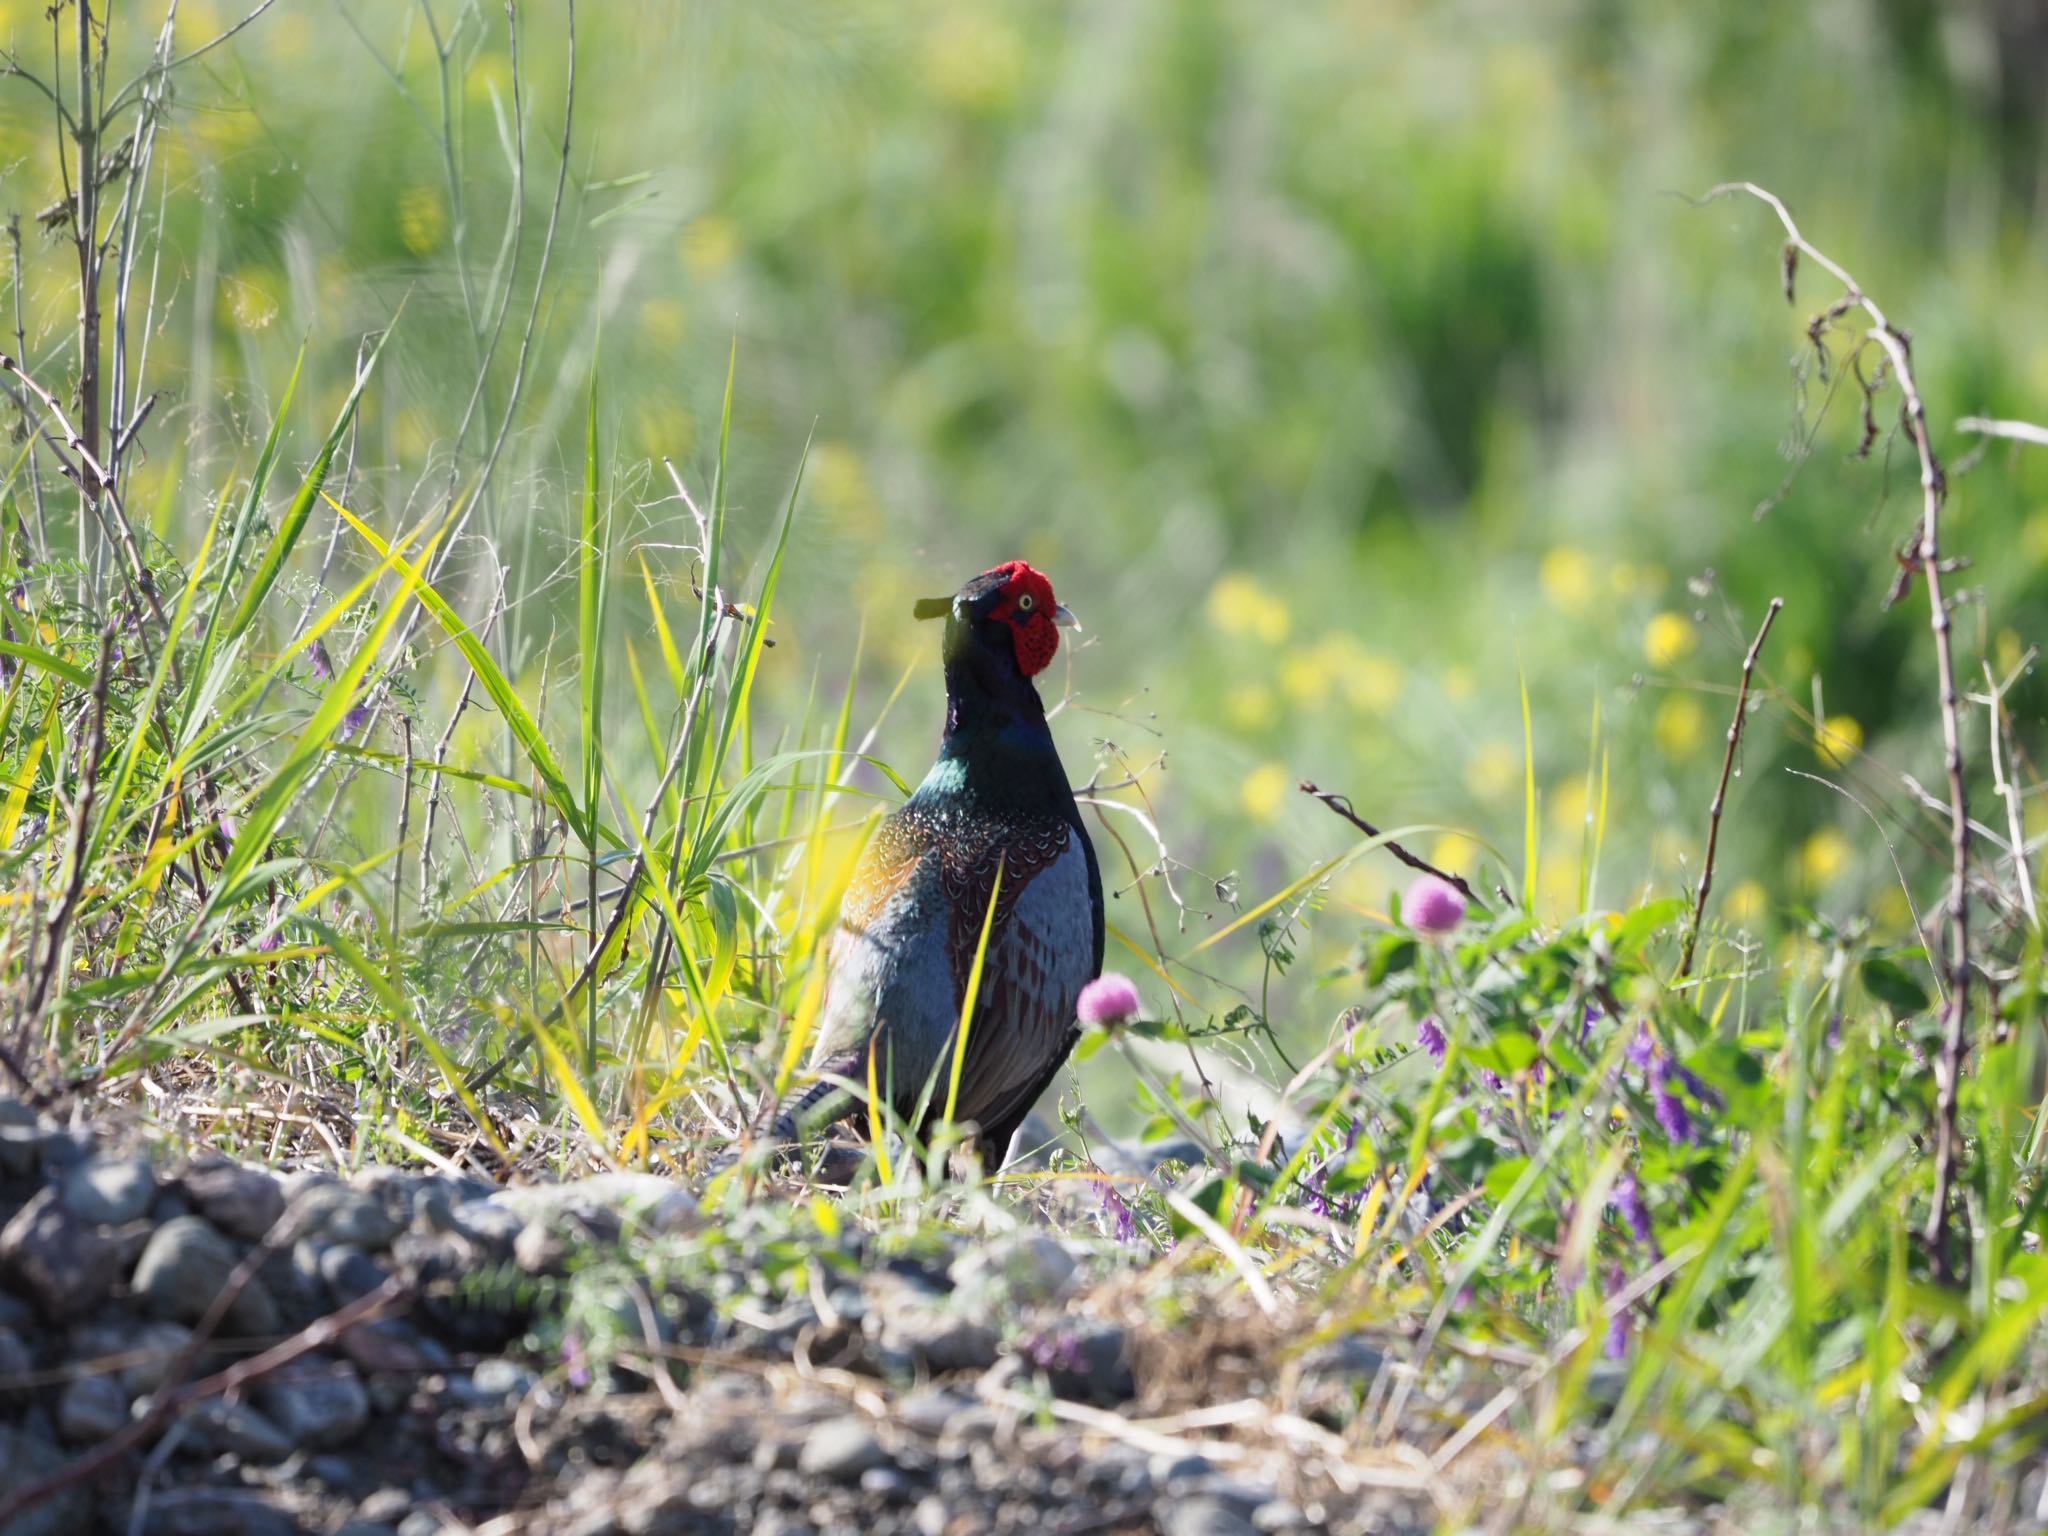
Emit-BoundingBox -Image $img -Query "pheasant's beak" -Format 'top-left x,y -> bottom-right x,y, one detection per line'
1053,602 -> 1081,632
912,596 -> 953,621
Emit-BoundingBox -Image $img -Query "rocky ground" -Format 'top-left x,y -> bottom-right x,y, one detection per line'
0,1097 -> 1467,1536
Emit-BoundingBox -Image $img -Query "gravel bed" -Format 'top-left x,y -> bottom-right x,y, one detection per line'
0,1099 -> 1438,1536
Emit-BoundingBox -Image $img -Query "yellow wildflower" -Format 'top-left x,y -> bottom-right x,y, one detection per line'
1814,715 -> 1863,768
1241,762 -> 1293,824
1644,612 -> 1695,668
1205,572 -> 1289,644
397,186 -> 447,256
1725,880 -> 1768,926
1654,695 -> 1705,758
1431,834 -> 1479,875
1225,683 -> 1278,733
1540,546 -> 1594,609
1799,827 -> 1854,887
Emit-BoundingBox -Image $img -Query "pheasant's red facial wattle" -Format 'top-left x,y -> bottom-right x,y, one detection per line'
982,560 -> 1062,676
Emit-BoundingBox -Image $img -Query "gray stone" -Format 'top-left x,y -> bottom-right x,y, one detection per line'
895,1387 -> 974,1438
1181,1475 -> 1276,1514
291,1183 -> 403,1250
254,1358 -> 370,1450
277,1170 -> 337,1205
752,1437 -> 800,1472
0,1187 -> 124,1320
513,1218 -> 569,1275
180,1396 -> 294,1462
1291,1333 -> 1386,1423
128,1486 -> 301,1536
0,1098 -> 41,1178
947,1232 -> 1079,1305
1158,1497 -> 1261,1536
131,1216 -> 278,1336
117,1321 -> 196,1395
459,1356 -> 537,1402
180,1160 -> 285,1242
35,1129 -> 95,1170
914,1495 -> 949,1536
55,1373 -> 128,1444
797,1416 -> 890,1481
860,1466 -> 912,1499
0,1327 -> 29,1408
336,1524 -> 400,1536
356,1490 -> 413,1524
59,1155 -> 154,1225
1035,1320 -> 1135,1403
440,1198 -> 523,1249
316,1243 -> 392,1307
873,1290 -> 999,1374
397,1511 -> 452,1536
0,1422 -> 96,1536
335,1318 -> 449,1376
1252,1500 -> 1310,1532
485,1173 -> 698,1236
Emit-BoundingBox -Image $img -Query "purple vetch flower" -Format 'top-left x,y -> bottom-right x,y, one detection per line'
1604,1265 -> 1631,1360
1404,874 -> 1467,935
1021,1330 -> 1086,1374
1095,1179 -> 1138,1243
1672,1062 -> 1719,1109
1416,1016 -> 1448,1065
342,703 -> 373,738
1651,1058 -> 1697,1145
309,639 -> 334,682
1611,1172 -> 1658,1254
257,928 -> 283,954
1077,972 -> 1142,1029
1627,1023 -> 1656,1071
1581,1006 -> 1599,1047
562,1330 -> 591,1390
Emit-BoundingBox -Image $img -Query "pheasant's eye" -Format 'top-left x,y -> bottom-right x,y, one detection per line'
1016,592 -> 1035,613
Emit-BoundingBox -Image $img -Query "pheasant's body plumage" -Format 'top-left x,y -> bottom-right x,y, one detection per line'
775,562 -> 1104,1163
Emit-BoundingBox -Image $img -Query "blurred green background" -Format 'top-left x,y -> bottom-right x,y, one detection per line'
4,0 -> 2047,985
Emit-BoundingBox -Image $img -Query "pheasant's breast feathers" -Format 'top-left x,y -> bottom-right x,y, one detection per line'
842,797 -> 1077,982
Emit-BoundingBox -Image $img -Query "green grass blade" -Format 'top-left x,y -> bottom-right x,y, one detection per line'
942,854 -> 1005,1131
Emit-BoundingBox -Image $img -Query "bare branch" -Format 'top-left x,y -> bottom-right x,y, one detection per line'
1679,597 -> 1783,980
1297,780 -> 1490,913
1705,181 -> 1973,1282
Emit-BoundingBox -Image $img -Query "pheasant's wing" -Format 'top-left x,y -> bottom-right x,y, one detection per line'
938,824 -> 1097,1138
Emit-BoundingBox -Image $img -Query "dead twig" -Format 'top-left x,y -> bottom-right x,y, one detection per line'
1297,781 -> 1489,912
1704,181 -> 1973,1281
1679,597 -> 1783,979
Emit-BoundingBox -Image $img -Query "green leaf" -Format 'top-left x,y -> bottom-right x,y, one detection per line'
1365,933 -> 1418,987
1860,956 -> 1931,1018
1484,1156 -> 1531,1203
327,493 -> 589,844
1465,1028 -> 1540,1075
1610,897 -> 1687,955
227,312 -> 401,645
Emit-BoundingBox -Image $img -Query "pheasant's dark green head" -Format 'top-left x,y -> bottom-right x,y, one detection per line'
914,560 -> 1077,679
